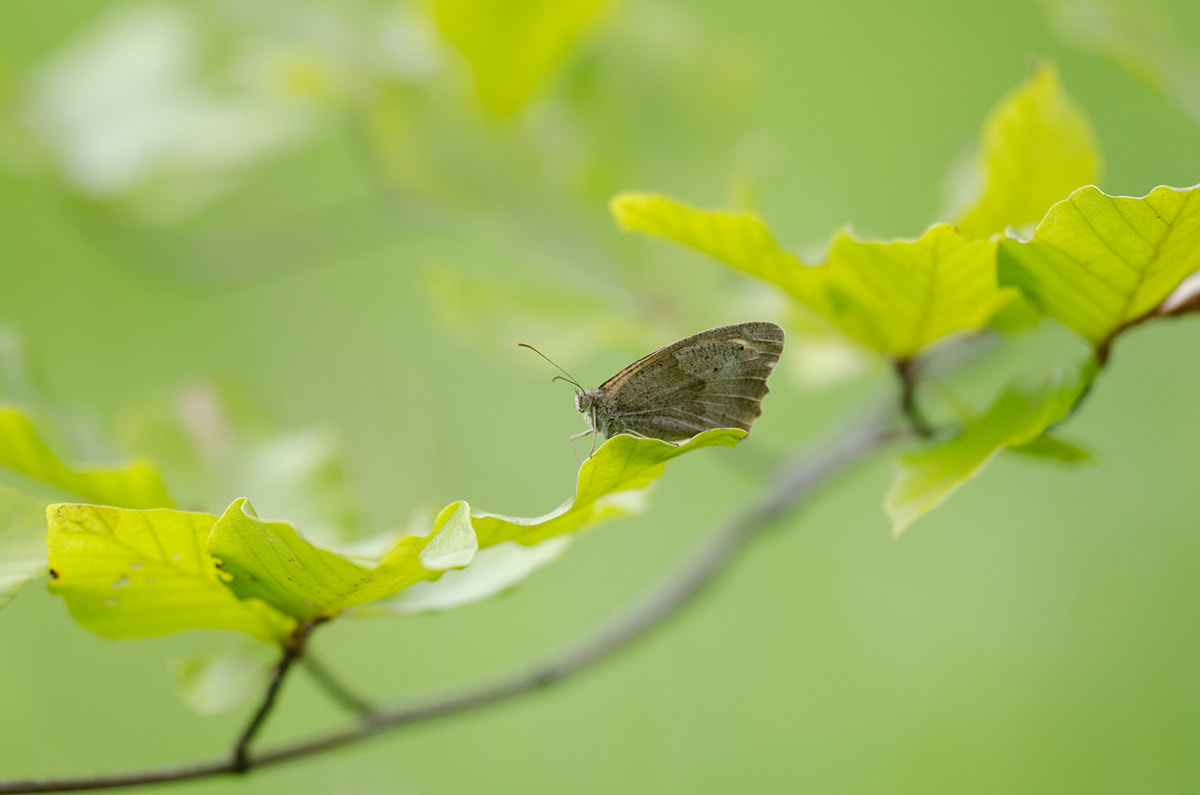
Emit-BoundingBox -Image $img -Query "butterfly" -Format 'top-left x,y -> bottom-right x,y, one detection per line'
523,321 -> 785,454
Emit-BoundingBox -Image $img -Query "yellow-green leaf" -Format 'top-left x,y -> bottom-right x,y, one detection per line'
430,0 -> 606,118
817,225 -> 1015,358
208,498 -> 478,620
957,62 -> 1101,238
47,503 -> 294,641
472,428 -> 745,547
997,184 -> 1200,352
886,359 -> 1098,535
0,407 -> 173,509
613,195 -> 1014,359
610,192 -> 822,307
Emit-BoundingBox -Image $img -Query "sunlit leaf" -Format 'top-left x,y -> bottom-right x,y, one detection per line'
208,499 -> 478,620
997,184 -> 1200,355
46,503 -> 294,641
611,192 -> 822,307
886,359 -> 1098,535
816,225 -> 1015,358
430,0 -> 606,118
0,407 -> 173,509
361,537 -> 571,616
956,62 -> 1101,238
472,428 -> 744,547
0,484 -> 50,609
614,195 -> 1014,360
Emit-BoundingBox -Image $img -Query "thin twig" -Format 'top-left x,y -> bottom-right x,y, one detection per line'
302,654 -> 377,719
230,619 -> 322,772
893,357 -> 933,438
0,405 -> 897,794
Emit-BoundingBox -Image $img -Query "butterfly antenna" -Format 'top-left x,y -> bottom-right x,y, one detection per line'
517,343 -> 584,391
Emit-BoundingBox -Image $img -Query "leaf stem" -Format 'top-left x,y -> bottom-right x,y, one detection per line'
0,405 -> 899,794
893,357 -> 933,438
230,618 -> 323,773
302,654 -> 377,719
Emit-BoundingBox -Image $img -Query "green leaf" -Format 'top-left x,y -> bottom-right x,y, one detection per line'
430,0 -> 606,118
816,224 -> 1016,358
1008,433 -> 1095,464
997,184 -> 1200,353
0,484 -> 50,608
208,498 -> 478,620
956,62 -> 1101,238
171,646 -> 275,715
610,192 -> 822,307
886,359 -> 1098,535
0,407 -> 173,509
46,503 -> 294,641
613,195 -> 1014,359
472,428 -> 745,547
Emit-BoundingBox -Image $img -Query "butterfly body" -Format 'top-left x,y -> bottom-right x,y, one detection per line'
576,321 -> 785,443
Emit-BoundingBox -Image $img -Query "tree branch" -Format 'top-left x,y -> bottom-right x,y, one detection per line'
0,404 -> 897,794
230,619 -> 322,772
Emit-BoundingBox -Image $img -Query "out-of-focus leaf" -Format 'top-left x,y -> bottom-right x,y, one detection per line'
171,646 -> 274,716
997,184 -> 1200,354
0,485 -> 50,609
423,265 -> 652,365
1008,433 -> 1096,463
361,537 -> 572,616
956,62 -> 1101,238
611,193 -> 821,306
886,359 -> 1098,535
208,499 -> 477,621
430,0 -> 606,118
472,428 -> 744,547
119,384 -> 360,545
1046,0 -> 1200,128
0,407 -> 173,509
22,3 -> 317,219
816,225 -> 1015,358
46,504 -> 294,641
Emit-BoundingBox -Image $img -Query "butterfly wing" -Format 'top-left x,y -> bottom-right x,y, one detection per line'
595,322 -> 785,441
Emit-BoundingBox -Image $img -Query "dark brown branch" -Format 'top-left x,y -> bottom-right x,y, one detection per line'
893,357 -> 933,438
0,406 -> 896,794
230,619 -> 322,772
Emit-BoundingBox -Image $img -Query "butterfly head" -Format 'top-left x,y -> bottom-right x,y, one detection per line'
575,389 -> 603,415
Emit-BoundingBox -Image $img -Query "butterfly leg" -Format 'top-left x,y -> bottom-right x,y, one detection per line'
568,429 -> 594,463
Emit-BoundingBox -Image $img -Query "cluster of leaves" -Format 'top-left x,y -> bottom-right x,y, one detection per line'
612,62 -> 1200,534
1,398 -> 743,646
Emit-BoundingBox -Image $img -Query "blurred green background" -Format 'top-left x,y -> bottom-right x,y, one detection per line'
2,0 -> 1200,792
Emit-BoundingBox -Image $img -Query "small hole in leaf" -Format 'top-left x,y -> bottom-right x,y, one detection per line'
112,576 -> 131,589
145,577 -> 154,585
130,562 -> 144,571
171,553 -> 182,561
103,599 -> 118,607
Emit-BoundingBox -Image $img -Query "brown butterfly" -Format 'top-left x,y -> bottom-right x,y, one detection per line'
523,321 -> 785,453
